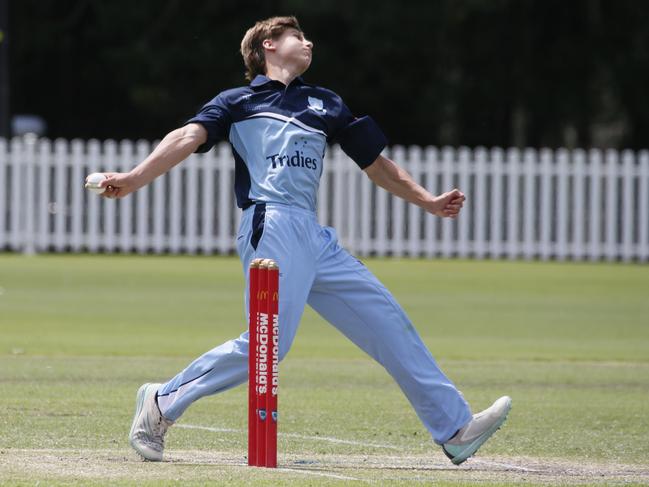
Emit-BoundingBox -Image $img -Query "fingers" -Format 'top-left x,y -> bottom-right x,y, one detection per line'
447,188 -> 465,200
98,172 -> 119,188
89,172 -> 123,199
438,189 -> 466,218
440,209 -> 460,218
445,194 -> 466,212
448,189 -> 466,202
101,185 -> 120,199
98,176 -> 118,198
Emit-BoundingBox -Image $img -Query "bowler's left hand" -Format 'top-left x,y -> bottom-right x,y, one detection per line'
428,189 -> 466,219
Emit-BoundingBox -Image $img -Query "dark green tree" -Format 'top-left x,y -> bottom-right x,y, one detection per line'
9,0 -> 649,148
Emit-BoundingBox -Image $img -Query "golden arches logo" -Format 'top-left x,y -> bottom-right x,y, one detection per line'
272,292 -> 279,301
257,290 -> 269,300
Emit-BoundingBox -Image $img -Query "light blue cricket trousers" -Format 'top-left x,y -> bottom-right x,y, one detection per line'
157,203 -> 472,444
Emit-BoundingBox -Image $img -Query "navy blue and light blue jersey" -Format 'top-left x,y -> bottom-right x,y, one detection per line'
186,75 -> 387,211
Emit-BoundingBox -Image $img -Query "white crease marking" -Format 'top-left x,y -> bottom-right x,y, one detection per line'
470,458 -> 540,473
178,423 -> 399,450
277,467 -> 364,481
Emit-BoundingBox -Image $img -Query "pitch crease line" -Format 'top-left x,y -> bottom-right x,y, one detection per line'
277,467 -> 364,481
179,423 -> 399,450
470,459 -> 540,473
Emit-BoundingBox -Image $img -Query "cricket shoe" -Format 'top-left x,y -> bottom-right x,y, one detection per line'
442,395 -> 512,465
128,383 -> 174,461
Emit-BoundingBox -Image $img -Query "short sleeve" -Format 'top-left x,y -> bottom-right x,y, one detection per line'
184,93 -> 232,153
332,101 -> 387,169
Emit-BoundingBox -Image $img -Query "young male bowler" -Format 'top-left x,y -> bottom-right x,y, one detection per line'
95,16 -> 511,466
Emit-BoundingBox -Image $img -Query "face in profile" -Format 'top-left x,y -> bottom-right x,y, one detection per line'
266,28 -> 314,74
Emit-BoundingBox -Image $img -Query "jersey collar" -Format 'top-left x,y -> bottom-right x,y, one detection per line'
250,74 -> 311,89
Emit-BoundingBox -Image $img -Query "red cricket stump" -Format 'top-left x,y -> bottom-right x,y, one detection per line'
266,261 -> 279,467
255,262 -> 269,465
248,258 -> 279,468
247,258 -> 261,466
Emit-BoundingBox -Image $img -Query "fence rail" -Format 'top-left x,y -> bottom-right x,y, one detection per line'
1,136 -> 648,261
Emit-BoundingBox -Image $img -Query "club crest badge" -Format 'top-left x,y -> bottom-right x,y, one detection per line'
307,96 -> 326,114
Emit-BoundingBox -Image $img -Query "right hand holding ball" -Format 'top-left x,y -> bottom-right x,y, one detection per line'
85,173 -> 108,195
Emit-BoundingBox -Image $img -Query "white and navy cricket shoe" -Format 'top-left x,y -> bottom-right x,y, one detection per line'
442,396 -> 512,465
128,383 -> 174,461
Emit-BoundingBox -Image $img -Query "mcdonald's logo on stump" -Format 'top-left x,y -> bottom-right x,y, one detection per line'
248,258 -> 279,468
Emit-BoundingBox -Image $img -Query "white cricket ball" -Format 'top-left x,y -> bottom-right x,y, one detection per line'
85,172 -> 107,195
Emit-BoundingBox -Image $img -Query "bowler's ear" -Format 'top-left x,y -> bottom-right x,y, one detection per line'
262,39 -> 276,51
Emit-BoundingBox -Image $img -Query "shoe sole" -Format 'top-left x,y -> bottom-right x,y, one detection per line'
443,397 -> 512,465
128,383 -> 162,461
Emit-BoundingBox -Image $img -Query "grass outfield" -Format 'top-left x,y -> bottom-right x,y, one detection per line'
0,254 -> 648,486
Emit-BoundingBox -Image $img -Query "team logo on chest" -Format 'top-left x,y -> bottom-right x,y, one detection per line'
307,96 -> 326,114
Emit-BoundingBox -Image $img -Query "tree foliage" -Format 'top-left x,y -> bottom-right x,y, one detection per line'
9,0 -> 649,148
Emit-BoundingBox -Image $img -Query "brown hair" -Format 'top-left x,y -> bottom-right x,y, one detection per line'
240,16 -> 302,81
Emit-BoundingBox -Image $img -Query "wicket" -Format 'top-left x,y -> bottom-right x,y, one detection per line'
248,258 -> 279,468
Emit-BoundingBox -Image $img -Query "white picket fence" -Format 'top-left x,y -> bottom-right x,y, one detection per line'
1,136 -> 648,261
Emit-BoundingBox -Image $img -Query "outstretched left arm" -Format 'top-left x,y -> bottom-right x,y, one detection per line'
363,155 -> 466,218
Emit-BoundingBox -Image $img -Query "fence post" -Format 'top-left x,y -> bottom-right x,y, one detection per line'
441,147 -> 455,258
10,137 -> 23,251
556,148 -> 570,261
605,149 -> 619,261
103,140 -> 117,252
217,142 -> 232,254
522,148 -> 536,259
539,148 -> 553,261
505,147 -> 520,260
490,147 -> 504,259
86,140 -> 100,252
407,146 -> 422,257
152,140 -> 165,254
22,134 -> 36,254
185,153 -> 198,254
135,140 -> 151,254
70,139 -> 84,252
572,149 -> 586,260
621,150 -> 634,263
201,148 -> 215,254
588,149 -> 603,261
457,147 -> 471,258
0,137 -> 6,249
640,151 -> 649,262
119,140 -> 135,253
424,146 -> 439,258
375,148 -> 389,257
474,147 -> 488,259
168,147 -> 182,254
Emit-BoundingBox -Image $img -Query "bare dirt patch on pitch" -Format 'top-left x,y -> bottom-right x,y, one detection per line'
1,448 -> 647,484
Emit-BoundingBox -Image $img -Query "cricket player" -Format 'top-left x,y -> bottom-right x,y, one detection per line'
94,16 -> 511,465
